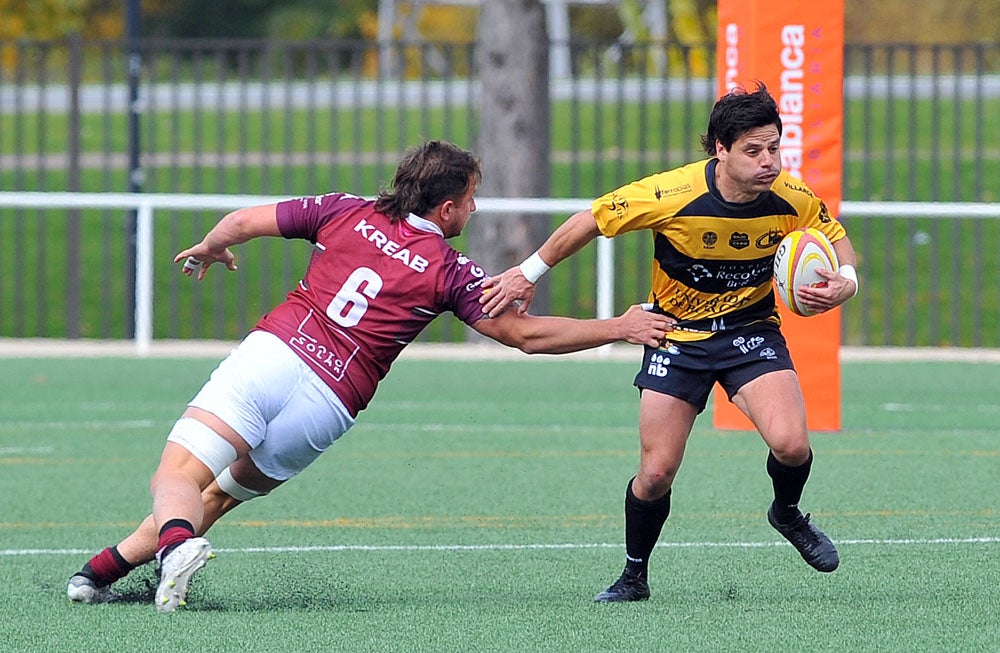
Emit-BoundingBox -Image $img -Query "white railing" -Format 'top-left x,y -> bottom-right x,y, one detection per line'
1,191 -> 999,354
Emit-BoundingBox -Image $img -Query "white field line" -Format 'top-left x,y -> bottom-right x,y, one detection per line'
6,536 -> 1000,557
0,420 -> 156,431
3,339 -> 1000,363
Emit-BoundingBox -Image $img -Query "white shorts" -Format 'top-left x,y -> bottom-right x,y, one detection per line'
187,330 -> 355,481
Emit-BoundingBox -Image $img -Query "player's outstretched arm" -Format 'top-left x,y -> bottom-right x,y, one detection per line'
174,203 -> 283,281
472,304 -> 676,354
479,209 -> 602,318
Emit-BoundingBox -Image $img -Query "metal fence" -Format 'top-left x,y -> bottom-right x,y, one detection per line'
1,37 -> 999,346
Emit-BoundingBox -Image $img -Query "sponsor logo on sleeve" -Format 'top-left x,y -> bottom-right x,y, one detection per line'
817,201 -> 832,223
611,193 -> 629,220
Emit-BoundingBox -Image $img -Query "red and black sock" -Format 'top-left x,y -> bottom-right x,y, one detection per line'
78,546 -> 136,587
156,518 -> 196,562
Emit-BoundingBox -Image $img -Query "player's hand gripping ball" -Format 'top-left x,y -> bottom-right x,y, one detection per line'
773,228 -> 839,317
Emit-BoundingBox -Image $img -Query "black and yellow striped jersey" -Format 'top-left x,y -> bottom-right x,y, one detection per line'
591,158 -> 846,341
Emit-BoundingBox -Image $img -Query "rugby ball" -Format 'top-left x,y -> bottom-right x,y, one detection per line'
773,228 -> 839,317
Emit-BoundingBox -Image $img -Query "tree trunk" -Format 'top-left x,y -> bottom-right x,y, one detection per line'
470,0 -> 552,320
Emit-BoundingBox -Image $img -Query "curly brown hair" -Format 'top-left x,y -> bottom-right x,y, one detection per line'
374,141 -> 481,222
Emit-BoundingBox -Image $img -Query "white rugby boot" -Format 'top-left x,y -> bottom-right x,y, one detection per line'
67,574 -> 121,604
155,537 -> 213,613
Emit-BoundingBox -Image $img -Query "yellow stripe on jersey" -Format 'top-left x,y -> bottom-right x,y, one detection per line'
592,159 -> 846,341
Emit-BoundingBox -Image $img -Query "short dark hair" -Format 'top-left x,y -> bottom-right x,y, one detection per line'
374,140 -> 481,221
699,82 -> 782,156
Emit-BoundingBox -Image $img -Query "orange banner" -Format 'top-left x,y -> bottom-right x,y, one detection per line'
713,1 -> 844,431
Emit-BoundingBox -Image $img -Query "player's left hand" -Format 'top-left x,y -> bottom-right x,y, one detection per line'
795,267 -> 857,314
173,245 -> 238,281
480,266 -> 536,317
616,304 -> 677,347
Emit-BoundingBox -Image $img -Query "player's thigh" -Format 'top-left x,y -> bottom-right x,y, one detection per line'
247,373 -> 355,482
152,440 -> 220,491
634,389 -> 699,498
732,369 -> 810,461
186,330 -> 308,451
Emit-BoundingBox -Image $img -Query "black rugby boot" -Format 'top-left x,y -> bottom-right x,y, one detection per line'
767,505 -> 839,572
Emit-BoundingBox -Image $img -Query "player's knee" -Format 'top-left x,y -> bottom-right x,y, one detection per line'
769,439 -> 811,466
636,464 -> 678,496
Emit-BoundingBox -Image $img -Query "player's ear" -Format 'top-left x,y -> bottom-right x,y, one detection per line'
438,199 -> 457,222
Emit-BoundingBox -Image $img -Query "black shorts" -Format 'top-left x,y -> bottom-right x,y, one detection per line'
633,321 -> 796,413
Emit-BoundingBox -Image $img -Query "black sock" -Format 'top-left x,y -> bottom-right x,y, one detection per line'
78,545 -> 136,586
767,449 -> 813,521
157,518 -> 196,561
623,477 -> 671,579
109,545 -> 135,571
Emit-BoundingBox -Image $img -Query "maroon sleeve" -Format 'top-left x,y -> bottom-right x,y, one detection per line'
275,193 -> 370,242
441,248 -> 491,326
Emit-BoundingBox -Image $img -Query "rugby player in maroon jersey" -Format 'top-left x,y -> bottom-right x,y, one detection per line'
66,140 -> 675,611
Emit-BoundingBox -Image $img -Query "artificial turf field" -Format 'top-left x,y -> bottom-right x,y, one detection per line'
1,351 -> 998,652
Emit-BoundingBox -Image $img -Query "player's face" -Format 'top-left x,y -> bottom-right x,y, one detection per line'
715,125 -> 781,203
442,181 -> 478,238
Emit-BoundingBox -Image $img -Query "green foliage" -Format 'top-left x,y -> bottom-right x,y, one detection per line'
143,0 -> 280,39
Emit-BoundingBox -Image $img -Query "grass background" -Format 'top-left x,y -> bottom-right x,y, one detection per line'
2,354 -> 999,652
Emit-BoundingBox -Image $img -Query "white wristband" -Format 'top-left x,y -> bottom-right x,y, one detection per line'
518,251 -> 551,284
838,264 -> 859,297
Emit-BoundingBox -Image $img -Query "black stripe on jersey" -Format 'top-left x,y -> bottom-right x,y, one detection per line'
674,190 -> 798,220
660,291 -> 779,334
675,158 -> 800,219
653,233 -> 775,294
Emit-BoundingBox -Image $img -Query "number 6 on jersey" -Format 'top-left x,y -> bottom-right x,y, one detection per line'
326,267 -> 382,327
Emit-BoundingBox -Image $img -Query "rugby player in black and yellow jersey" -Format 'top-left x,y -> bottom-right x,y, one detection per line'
481,83 -> 859,603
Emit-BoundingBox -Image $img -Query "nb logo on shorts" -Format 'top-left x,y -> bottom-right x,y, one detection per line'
647,352 -> 670,377
732,335 -> 765,354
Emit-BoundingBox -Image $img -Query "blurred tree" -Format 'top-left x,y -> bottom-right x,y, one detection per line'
3,0 -> 998,45
844,0 -> 1000,43
0,0 -> 120,70
143,0 -> 283,38
569,3 -> 623,41
0,0 -> 121,39
139,0 -> 374,39
470,0 -> 552,314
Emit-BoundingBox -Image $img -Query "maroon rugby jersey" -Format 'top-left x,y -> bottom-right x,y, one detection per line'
255,193 -> 488,416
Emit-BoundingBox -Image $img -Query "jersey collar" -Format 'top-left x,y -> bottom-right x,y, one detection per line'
405,213 -> 444,237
